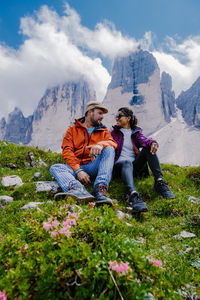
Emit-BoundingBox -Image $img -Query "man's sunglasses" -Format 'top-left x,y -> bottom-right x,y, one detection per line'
115,114 -> 126,119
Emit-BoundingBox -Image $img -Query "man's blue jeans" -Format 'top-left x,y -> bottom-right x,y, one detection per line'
50,146 -> 115,192
113,148 -> 163,194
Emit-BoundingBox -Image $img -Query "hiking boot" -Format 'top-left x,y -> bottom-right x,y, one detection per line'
129,192 -> 148,213
54,182 -> 94,203
154,179 -> 175,199
92,184 -> 113,206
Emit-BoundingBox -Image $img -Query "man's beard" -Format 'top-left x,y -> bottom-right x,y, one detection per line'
91,118 -> 102,127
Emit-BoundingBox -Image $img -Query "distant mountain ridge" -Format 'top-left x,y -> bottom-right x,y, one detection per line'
0,49 -> 199,165
0,81 -> 96,152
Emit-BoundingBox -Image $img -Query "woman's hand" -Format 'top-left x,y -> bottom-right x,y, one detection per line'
150,142 -> 158,154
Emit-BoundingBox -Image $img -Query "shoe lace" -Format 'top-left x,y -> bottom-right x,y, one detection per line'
157,180 -> 169,192
130,193 -> 143,203
98,184 -> 107,196
69,182 -> 82,191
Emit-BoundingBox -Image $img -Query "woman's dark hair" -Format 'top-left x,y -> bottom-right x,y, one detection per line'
118,107 -> 137,129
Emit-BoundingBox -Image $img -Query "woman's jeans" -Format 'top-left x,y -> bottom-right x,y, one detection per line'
113,148 -> 163,194
50,146 -> 115,192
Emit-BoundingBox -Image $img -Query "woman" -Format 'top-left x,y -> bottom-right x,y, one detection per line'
111,107 -> 174,213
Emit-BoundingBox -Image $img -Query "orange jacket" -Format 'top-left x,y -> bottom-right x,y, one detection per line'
62,118 -> 117,172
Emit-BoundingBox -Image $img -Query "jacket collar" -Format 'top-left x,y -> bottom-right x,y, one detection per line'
112,125 -> 141,134
75,117 -> 106,130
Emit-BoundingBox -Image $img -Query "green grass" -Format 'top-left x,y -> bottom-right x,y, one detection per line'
0,140 -> 199,299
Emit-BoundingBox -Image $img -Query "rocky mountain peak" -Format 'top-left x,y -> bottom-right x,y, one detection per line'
3,107 -> 33,144
176,76 -> 200,128
0,80 -> 96,150
0,117 -> 6,140
103,49 -> 166,135
109,49 -> 158,99
30,80 -> 96,151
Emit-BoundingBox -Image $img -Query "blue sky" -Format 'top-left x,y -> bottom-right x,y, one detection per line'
0,0 -> 200,118
1,0 -> 200,48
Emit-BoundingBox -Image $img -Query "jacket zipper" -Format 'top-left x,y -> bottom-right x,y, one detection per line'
80,131 -> 86,165
80,129 -> 93,164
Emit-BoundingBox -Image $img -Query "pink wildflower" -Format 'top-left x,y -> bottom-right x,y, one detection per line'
43,222 -> 52,231
63,218 -> 76,226
50,230 -> 58,238
68,212 -> 79,219
0,291 -> 7,300
51,220 -> 60,228
24,244 -> 28,250
59,228 -> 71,237
59,205 -> 70,210
89,202 -> 96,207
148,259 -> 162,268
109,261 -> 117,268
109,261 -> 132,274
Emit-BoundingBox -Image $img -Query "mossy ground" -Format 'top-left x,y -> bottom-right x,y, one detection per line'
0,141 -> 199,299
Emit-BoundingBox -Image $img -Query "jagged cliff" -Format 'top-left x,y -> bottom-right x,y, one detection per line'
0,81 -> 96,151
176,76 -> 200,128
30,81 -> 96,151
160,72 -> 176,122
0,108 -> 33,144
103,50 -> 171,134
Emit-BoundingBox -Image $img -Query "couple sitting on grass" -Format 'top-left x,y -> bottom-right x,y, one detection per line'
50,101 -> 174,213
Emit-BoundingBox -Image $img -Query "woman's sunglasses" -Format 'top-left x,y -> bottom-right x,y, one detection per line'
115,114 -> 126,119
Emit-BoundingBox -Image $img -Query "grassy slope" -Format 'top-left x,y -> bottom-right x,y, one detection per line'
0,141 -> 199,299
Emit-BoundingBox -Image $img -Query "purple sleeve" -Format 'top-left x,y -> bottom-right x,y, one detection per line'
135,130 -> 157,148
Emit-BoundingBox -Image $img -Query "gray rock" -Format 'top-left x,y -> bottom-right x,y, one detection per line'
68,204 -> 83,214
1,175 -> 23,188
174,231 -> 196,239
20,202 -> 44,210
5,163 -> 17,169
115,209 -> 132,220
36,181 -> 61,193
188,195 -> 200,204
28,151 -> 37,167
34,172 -> 41,178
0,195 -> 14,204
38,158 -> 48,167
20,201 -> 53,210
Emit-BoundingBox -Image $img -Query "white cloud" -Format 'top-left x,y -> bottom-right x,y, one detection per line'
152,35 -> 200,96
0,3 -> 137,119
1,3 -> 200,121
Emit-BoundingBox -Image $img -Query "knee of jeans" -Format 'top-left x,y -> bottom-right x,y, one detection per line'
122,160 -> 133,167
50,164 -> 64,174
102,146 -> 115,155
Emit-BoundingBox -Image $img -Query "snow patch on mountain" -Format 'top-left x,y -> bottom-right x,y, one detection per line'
152,109 -> 200,166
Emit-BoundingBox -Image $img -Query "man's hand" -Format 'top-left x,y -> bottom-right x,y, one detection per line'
90,144 -> 103,157
77,171 -> 91,184
150,142 -> 158,154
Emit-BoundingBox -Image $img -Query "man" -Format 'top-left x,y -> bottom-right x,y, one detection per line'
50,101 -> 117,205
